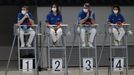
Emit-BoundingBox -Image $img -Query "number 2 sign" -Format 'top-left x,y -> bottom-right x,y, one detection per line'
52,59 -> 63,72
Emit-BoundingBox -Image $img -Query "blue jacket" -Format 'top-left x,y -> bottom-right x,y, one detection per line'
108,12 -> 125,24
78,10 -> 95,24
17,12 -> 33,25
46,11 -> 62,25
17,12 -> 34,31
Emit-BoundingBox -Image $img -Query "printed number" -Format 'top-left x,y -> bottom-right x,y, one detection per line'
85,60 -> 91,70
116,60 -> 122,70
55,60 -> 61,71
25,61 -> 29,71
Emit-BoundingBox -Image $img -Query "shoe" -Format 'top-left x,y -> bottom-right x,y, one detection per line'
88,42 -> 94,48
82,43 -> 86,47
53,41 -> 57,47
118,41 -> 121,46
21,44 -> 25,47
114,40 -> 119,46
26,43 -> 31,47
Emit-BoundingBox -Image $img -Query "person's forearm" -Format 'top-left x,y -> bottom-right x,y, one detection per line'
79,19 -> 86,24
17,17 -> 26,25
91,19 -> 96,24
29,19 -> 34,25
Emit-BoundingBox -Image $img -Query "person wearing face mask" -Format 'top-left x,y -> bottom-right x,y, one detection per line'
17,6 -> 35,47
107,5 -> 126,46
77,3 -> 97,47
46,4 -> 62,46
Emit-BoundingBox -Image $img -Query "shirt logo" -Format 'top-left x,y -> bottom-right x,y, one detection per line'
57,18 -> 60,21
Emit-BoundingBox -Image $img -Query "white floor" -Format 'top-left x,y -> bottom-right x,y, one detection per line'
0,68 -> 134,75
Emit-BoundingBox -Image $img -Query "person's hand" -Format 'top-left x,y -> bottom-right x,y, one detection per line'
15,23 -> 20,26
56,22 -> 61,29
116,22 -> 123,27
23,13 -> 29,19
85,12 -> 89,19
79,23 -> 83,27
16,22 -> 22,26
26,13 -> 30,18
85,22 -> 91,25
56,22 -> 61,26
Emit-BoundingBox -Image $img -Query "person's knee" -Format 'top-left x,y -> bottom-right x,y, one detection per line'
50,28 -> 55,34
119,28 -> 125,34
112,28 -> 118,33
58,28 -> 62,32
77,27 -> 80,33
91,28 -> 97,34
20,30 -> 24,35
57,28 -> 63,35
30,31 -> 35,35
81,28 -> 86,34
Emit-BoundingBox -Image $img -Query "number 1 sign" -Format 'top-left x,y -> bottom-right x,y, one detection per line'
22,59 -> 33,73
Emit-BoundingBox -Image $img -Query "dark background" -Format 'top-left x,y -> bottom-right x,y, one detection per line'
0,0 -> 134,6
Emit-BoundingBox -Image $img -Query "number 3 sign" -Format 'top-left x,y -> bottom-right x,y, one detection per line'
83,58 -> 93,72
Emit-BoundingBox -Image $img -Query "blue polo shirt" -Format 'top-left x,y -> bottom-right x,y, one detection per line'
78,10 -> 95,24
17,12 -> 34,25
46,11 -> 62,25
17,12 -> 34,31
108,12 -> 125,24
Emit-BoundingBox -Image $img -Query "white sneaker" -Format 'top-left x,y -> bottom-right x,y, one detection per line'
114,40 -> 118,46
21,44 -> 25,47
118,41 -> 121,46
82,43 -> 86,47
88,42 -> 94,48
26,43 -> 31,47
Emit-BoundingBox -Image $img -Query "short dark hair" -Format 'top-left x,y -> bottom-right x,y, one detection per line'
22,6 -> 29,11
83,3 -> 90,7
112,5 -> 121,12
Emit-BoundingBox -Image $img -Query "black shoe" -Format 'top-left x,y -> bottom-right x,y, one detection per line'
53,41 -> 57,47
38,66 -> 42,71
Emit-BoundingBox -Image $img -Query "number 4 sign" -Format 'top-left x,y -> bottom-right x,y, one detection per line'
52,59 -> 63,72
113,58 -> 124,71
83,58 -> 93,72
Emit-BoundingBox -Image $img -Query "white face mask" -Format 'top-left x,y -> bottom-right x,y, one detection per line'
83,9 -> 88,13
52,8 -> 57,12
21,10 -> 26,14
113,10 -> 118,14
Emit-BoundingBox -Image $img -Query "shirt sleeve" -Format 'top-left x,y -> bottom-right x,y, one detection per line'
107,14 -> 112,22
28,13 -> 34,20
17,13 -> 22,21
78,12 -> 82,23
90,11 -> 95,20
45,14 -> 50,23
120,14 -> 125,22
59,14 -> 62,22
